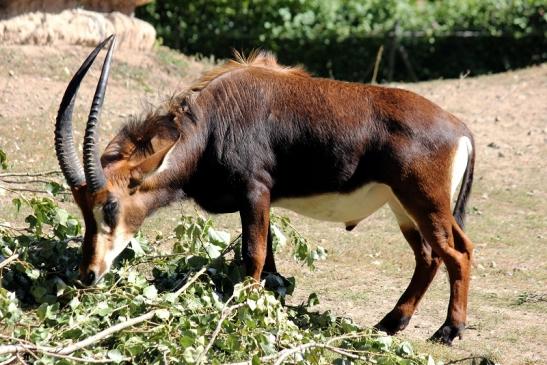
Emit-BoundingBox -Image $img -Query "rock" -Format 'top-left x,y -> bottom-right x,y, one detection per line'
0,9 -> 156,51
0,0 -> 152,19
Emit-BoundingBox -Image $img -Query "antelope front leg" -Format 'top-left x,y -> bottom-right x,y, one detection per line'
263,223 -> 278,274
239,184 -> 271,281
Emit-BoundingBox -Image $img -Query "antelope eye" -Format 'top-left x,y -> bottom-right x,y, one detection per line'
103,200 -> 119,227
128,177 -> 141,190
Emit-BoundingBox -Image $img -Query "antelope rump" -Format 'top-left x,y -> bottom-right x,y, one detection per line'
55,35 -> 475,345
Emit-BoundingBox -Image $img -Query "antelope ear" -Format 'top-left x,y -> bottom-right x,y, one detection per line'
129,142 -> 175,184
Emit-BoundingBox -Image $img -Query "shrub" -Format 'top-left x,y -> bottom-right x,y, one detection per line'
137,0 -> 546,81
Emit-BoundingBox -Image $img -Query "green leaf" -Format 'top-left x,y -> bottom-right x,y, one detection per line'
31,286 -> 47,302
155,308 -> 170,320
333,359 -> 352,365
46,182 -> 64,196
12,198 -> 22,212
247,299 -> 257,311
25,268 -> 40,279
258,333 -> 277,355
54,208 -> 69,226
376,336 -> 393,351
179,334 -> 195,348
182,346 -> 198,363
96,301 -> 113,317
270,224 -> 287,251
0,149 -> 7,170
68,297 -> 80,310
164,292 -> 178,303
204,243 -> 221,259
143,284 -> 158,300
306,292 -> 320,307
129,237 -> 145,257
107,349 -> 124,363
208,228 -> 230,246
249,355 -> 260,365
36,303 -> 58,320
397,341 -> 413,356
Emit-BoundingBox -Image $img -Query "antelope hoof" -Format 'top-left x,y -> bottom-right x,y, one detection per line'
429,323 -> 465,345
374,311 -> 411,335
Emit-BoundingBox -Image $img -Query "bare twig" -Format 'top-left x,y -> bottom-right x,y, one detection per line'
221,233 -> 241,256
43,349 -> 125,363
222,332 -> 395,365
0,179 -> 59,185
446,356 -> 494,364
273,342 -> 323,365
0,223 -> 29,232
197,302 -> 246,364
0,171 -> 61,178
174,266 -> 207,297
371,45 -> 384,84
0,342 -> 124,363
272,336 -> 377,365
58,310 -> 154,354
14,354 -> 26,365
0,253 -> 19,269
398,45 -> 418,82
0,186 -> 58,195
0,356 -> 16,365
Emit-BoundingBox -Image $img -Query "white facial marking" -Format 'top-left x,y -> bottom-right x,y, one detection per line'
450,136 -> 472,201
93,206 -> 111,234
103,226 -> 134,270
273,183 -> 393,227
91,205 -> 133,281
155,144 -> 176,174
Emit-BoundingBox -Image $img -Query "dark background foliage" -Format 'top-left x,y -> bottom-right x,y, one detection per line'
136,0 -> 546,82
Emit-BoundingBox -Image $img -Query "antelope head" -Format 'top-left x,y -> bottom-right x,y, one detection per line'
55,36 -> 180,286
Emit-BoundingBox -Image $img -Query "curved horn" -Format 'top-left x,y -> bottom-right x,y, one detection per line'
83,35 -> 116,193
55,35 -> 115,188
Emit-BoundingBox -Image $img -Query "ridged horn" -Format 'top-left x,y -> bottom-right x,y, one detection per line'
83,35 -> 116,193
55,35 -> 115,188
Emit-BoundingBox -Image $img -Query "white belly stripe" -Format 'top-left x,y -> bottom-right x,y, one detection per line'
274,136 -> 471,230
272,183 -> 393,226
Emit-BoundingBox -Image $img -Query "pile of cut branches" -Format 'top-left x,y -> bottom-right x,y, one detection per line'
0,149 -> 437,364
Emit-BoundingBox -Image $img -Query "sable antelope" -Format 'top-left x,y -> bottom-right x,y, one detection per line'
55,35 -> 475,345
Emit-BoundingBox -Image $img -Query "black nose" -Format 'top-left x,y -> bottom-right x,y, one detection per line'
82,271 -> 96,286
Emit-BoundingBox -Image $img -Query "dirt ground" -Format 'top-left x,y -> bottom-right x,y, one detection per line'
0,45 -> 545,364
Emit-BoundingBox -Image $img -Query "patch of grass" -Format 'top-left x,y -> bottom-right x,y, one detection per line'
516,292 -> 547,305
112,61 -> 153,93
155,46 -> 189,71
